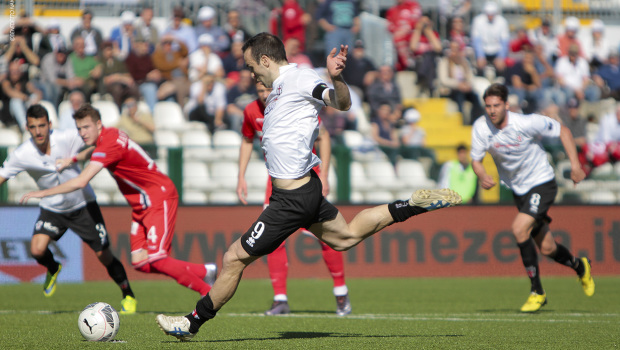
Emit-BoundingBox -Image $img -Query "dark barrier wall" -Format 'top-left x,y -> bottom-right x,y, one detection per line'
77,206 -> 620,281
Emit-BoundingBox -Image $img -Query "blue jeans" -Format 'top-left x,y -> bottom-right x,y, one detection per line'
139,82 -> 158,113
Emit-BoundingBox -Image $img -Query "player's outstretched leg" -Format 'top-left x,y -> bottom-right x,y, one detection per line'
317,239 -> 351,316
156,314 -> 195,342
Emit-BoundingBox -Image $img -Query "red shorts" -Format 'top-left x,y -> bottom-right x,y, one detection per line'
129,197 -> 178,262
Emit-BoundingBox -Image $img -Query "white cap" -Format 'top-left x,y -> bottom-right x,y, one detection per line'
484,1 -> 499,15
404,109 -> 421,123
591,19 -> 604,32
198,6 -> 216,21
121,11 -> 136,24
48,19 -> 60,29
565,16 -> 580,31
198,33 -> 215,47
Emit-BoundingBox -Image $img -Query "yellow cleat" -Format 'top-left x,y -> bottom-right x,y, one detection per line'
43,264 -> 62,297
120,296 -> 137,315
520,292 -> 547,313
579,257 -> 595,297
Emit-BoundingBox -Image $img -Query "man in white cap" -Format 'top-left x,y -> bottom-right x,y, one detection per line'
471,1 -> 509,76
38,20 -> 67,59
584,19 -> 610,68
110,10 -> 136,60
558,16 -> 582,57
400,108 -> 426,147
194,6 -> 229,56
189,33 -> 225,82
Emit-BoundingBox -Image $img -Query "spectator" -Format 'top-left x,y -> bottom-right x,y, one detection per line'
222,40 -> 246,76
507,48 -> 544,114
284,37 -> 313,69
316,0 -> 361,57
116,96 -> 155,145
553,44 -> 600,105
125,37 -> 161,113
0,61 -> 42,131
99,41 -> 138,112
557,16 -> 583,58
528,18 -> 559,64
509,27 -> 534,55
371,102 -> 401,165
366,65 -> 402,119
438,0 -> 472,39
109,10 -> 137,60
437,40 -> 484,124
58,90 -> 85,130
3,34 -> 40,75
448,16 -> 472,54
70,9 -> 103,57
409,16 -> 443,95
341,39 -> 377,101
189,34 -> 225,83
583,19 -> 610,69
399,108 -> 425,147
151,35 -> 190,107
226,69 -> 257,132
163,7 -> 198,54
593,52 -> 620,100
68,36 -> 101,102
320,105 -> 354,141
224,9 -> 251,46
39,46 -> 76,106
37,20 -> 67,60
561,98 -> 587,148
437,144 -> 477,203
195,6 -> 229,56
134,6 -> 159,52
386,0 -> 423,71
579,103 -> 620,175
471,1 -> 509,77
270,0 -> 311,52
186,74 -> 227,134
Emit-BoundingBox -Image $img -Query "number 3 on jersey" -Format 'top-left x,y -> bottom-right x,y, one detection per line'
147,226 -> 158,244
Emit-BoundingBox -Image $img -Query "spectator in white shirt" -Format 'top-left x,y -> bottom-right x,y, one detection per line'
186,74 -> 227,133
471,1 -> 509,76
189,33 -> 225,82
552,44 -> 601,105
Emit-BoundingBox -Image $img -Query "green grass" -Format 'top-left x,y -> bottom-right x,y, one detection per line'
1,277 -> 619,349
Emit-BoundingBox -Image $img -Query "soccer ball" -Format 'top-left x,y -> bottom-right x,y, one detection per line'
77,302 -> 120,342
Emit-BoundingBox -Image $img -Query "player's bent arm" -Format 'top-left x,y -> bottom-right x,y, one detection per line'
324,77 -> 352,111
56,146 -> 96,171
236,137 -> 254,204
20,161 -> 104,203
472,159 -> 496,189
559,125 -> 586,184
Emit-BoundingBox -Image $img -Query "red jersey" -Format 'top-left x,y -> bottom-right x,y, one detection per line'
386,0 -> 422,71
270,0 -> 307,51
90,127 -> 177,211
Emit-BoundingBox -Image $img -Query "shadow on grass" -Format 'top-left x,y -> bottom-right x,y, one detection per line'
162,331 -> 464,343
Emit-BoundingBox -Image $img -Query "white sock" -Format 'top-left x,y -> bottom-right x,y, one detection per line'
274,294 -> 288,302
333,285 -> 348,297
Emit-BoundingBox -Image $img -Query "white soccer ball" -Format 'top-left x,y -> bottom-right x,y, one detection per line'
77,302 -> 120,342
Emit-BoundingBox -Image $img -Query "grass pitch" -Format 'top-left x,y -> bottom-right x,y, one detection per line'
1,277 -> 619,349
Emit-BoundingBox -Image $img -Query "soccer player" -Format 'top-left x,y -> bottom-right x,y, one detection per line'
470,83 -> 595,312
236,81 -> 351,316
155,33 -> 461,341
1,105 -> 137,313
21,104 -> 217,297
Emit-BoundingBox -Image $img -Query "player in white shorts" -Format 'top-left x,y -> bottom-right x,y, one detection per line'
156,32 -> 462,341
0,105 -> 137,313
470,83 -> 595,313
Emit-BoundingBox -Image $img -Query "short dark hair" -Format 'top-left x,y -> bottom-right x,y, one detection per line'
242,32 -> 287,64
26,104 -> 49,121
456,144 -> 468,152
73,103 -> 101,122
483,83 -> 508,102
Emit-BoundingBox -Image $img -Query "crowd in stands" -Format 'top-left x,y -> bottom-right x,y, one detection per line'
1,0 -> 620,180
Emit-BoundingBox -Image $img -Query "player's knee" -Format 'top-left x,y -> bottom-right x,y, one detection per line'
30,246 -> 45,259
539,242 -> 555,256
132,261 -> 151,273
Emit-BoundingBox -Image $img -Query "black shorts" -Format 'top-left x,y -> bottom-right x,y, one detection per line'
512,180 -> 557,223
240,170 -> 339,256
34,201 -> 110,252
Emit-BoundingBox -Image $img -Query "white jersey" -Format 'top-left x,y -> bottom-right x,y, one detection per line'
470,111 -> 561,195
0,129 -> 96,213
262,64 -> 325,179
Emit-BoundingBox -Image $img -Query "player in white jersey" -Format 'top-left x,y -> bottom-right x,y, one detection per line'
471,83 -> 594,313
156,32 -> 462,341
0,105 -> 137,313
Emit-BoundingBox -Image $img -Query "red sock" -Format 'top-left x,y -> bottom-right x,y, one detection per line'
151,257 -> 211,296
267,242 -> 288,297
320,240 -> 346,287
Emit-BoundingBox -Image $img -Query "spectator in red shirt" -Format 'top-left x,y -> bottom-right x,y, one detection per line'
386,0 -> 423,71
270,0 -> 312,52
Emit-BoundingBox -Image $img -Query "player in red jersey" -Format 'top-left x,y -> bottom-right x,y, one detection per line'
236,81 -> 351,316
21,104 -> 218,297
